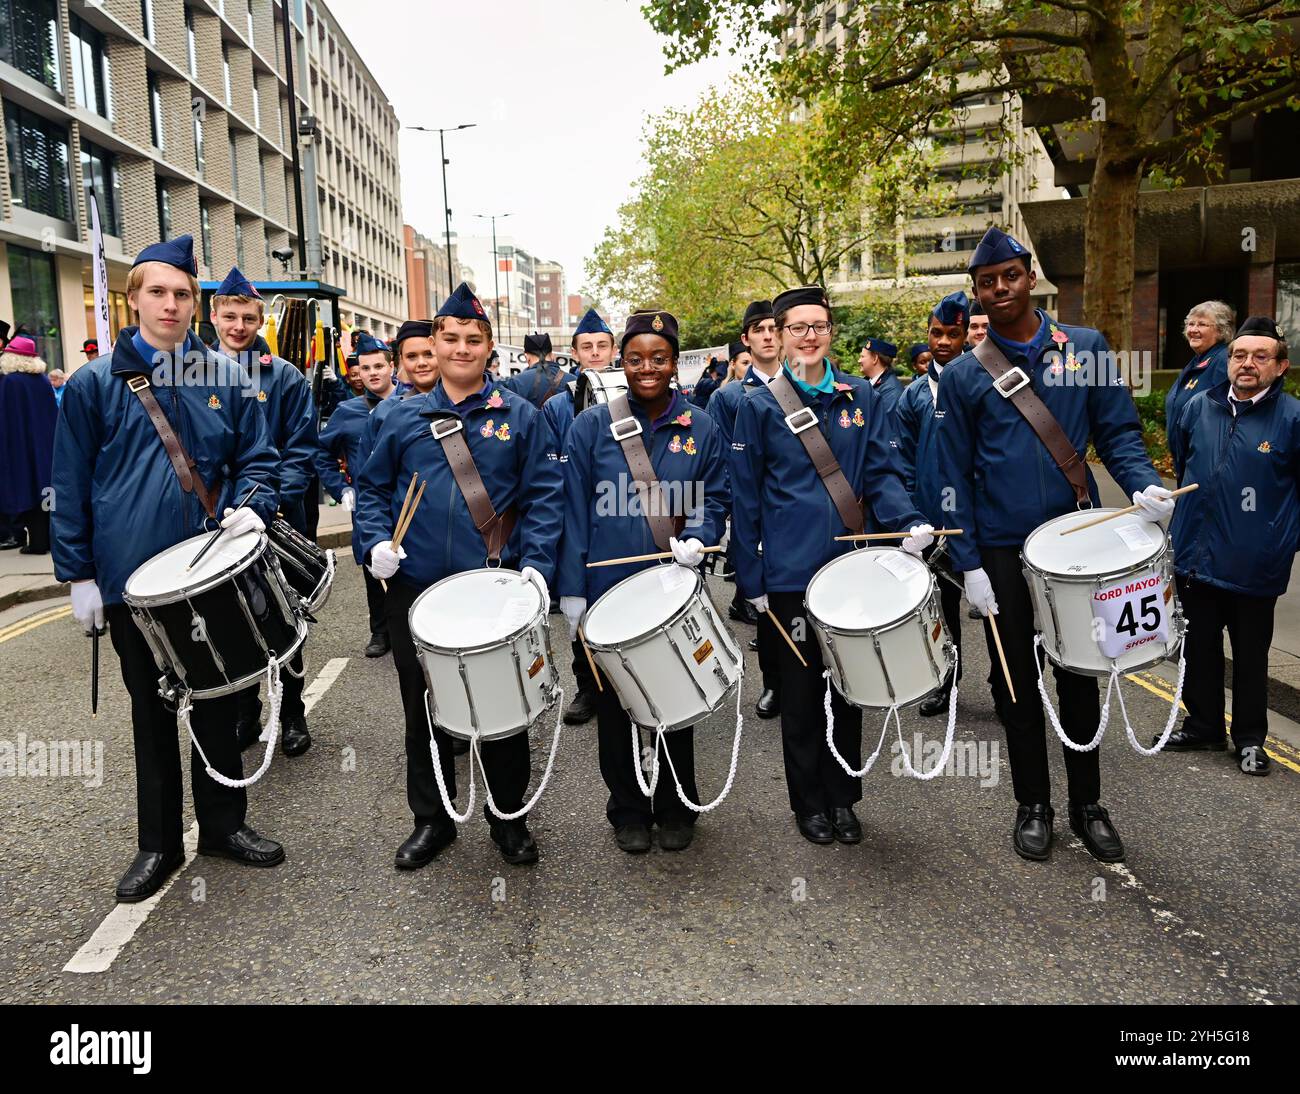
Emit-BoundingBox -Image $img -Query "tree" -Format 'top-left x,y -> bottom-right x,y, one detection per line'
641,0 -> 1300,350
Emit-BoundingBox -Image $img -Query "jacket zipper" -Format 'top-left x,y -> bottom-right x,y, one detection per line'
1193,408 -> 1238,580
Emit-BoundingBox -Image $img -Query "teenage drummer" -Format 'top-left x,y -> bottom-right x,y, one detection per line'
936,227 -> 1176,864
730,286 -> 933,847
52,236 -> 284,903
356,284 -> 564,869
211,267 -> 319,757
557,309 -> 728,854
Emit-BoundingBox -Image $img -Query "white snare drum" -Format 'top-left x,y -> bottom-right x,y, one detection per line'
409,569 -> 558,740
805,548 -> 952,709
582,565 -> 741,731
576,366 -> 629,412
1022,509 -> 1183,676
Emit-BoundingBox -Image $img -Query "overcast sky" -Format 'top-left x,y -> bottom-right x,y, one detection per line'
327,0 -> 741,299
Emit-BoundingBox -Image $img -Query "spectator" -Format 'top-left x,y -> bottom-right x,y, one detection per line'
82,338 -> 99,362
1165,300 -> 1234,453
48,369 -> 66,407
0,334 -> 58,554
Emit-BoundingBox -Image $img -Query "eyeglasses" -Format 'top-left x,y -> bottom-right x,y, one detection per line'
624,355 -> 673,371
1229,350 -> 1280,365
782,321 -> 833,337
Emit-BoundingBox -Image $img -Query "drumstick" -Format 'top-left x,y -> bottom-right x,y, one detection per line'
186,483 -> 262,571
392,480 -> 426,550
1058,484 -> 1198,536
987,613 -> 1016,705
765,609 -> 808,668
577,627 -> 603,693
380,473 -> 419,592
834,528 -> 964,542
585,545 -> 725,568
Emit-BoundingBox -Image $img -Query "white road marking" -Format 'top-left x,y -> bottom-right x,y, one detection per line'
63,658 -> 350,974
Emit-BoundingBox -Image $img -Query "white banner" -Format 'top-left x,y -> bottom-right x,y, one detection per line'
89,193 -> 111,352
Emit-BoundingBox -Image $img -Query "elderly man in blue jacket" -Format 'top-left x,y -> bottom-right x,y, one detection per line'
936,227 -> 1178,865
1164,316 -> 1297,776
52,236 -> 284,903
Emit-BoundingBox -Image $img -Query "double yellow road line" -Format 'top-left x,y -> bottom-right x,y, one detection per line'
0,604 -> 73,645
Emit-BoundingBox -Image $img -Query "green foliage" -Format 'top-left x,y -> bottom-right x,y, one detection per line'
830,294 -> 936,373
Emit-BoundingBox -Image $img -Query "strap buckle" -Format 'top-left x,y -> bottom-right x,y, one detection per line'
993,367 -> 1030,398
610,416 -> 642,441
126,375 -> 150,393
431,417 -> 463,440
784,406 -> 818,434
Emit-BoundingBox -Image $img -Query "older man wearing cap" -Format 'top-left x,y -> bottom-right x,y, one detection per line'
1163,316 -> 1298,776
858,337 -> 904,422
52,236 -> 283,902
504,331 -> 572,408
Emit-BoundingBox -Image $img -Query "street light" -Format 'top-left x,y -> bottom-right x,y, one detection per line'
408,124 -> 477,294
474,212 -> 513,336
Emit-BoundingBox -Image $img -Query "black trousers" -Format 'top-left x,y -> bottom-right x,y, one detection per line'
570,638 -> 596,695
755,607 -> 780,692
1177,575 -> 1274,749
236,650 -> 306,724
940,576 -> 964,686
594,683 -> 697,827
106,604 -> 246,852
20,506 -> 49,551
385,578 -> 532,825
768,590 -> 863,815
363,569 -> 388,638
981,546 -> 1100,806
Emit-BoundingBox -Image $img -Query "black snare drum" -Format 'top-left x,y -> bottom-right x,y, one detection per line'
268,519 -> 335,614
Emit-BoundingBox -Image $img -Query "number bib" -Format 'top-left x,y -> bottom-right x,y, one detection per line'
1091,569 -> 1171,659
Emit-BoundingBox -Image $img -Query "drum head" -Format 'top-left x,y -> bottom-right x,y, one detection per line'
584,565 -> 699,647
1023,509 -> 1165,577
124,530 -> 263,601
807,548 -> 930,631
410,569 -> 542,651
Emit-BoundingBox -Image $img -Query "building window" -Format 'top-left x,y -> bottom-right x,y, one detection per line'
149,73 -> 165,149
222,43 -> 231,105
4,100 -> 72,220
246,1 -> 254,47
186,9 -> 197,77
7,243 -> 62,365
258,154 -> 267,210
70,14 -> 112,120
84,286 -> 129,344
229,133 -> 239,198
234,219 -> 245,267
140,0 -> 154,42
193,107 -> 205,176
0,0 -> 63,92
199,200 -> 213,268
80,140 -> 122,236
252,84 -> 260,128
156,179 -> 171,237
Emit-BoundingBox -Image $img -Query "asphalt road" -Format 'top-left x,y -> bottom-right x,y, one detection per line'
1,563 -> 1296,1004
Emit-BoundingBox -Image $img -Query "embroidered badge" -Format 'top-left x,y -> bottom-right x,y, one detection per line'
471,297 -> 486,318
207,394 -> 222,410
683,436 -> 697,455
1258,440 -> 1272,453
852,408 -> 865,427
495,423 -> 511,441
480,418 -> 495,438
1050,328 -> 1068,345
256,390 -> 268,402
1065,353 -> 1081,371
651,314 -> 664,332
1186,378 -> 1198,391
486,389 -> 504,409
668,435 -> 683,453
673,409 -> 692,426
839,409 -> 852,428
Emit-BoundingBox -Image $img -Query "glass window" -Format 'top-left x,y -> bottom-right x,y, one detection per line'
229,132 -> 238,198
8,243 -> 62,366
4,99 -> 72,220
199,201 -> 213,268
222,43 -> 231,105
70,14 -> 112,120
252,84 -> 260,128
80,140 -> 122,236
234,219 -> 245,267
246,1 -> 254,47
193,107 -> 205,176
0,0 -> 62,91
84,286 -> 129,343
156,179 -> 171,238
1277,263 -> 1300,352
186,9 -> 197,77
149,72 -> 165,149
140,0 -> 154,42
258,153 -> 266,210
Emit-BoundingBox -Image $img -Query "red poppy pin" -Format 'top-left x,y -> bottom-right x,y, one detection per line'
259,353 -> 272,365
487,389 -> 504,408
1050,328 -> 1069,345
673,409 -> 692,426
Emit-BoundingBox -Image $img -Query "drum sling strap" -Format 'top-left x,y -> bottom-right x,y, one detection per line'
123,374 -> 221,520
767,371 -> 865,535
429,414 -> 517,562
972,338 -> 1091,507
606,394 -> 685,552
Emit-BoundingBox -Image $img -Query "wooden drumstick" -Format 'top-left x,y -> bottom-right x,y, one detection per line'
380,473 -> 420,591
764,609 -> 808,669
1058,484 -> 1198,536
392,480 -> 426,550
585,545 -> 725,568
834,528 -> 964,542
577,626 -> 603,693
987,612 -> 1016,705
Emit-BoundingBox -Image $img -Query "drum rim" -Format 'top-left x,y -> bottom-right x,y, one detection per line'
581,564 -> 705,651
804,547 -> 936,635
408,567 -> 547,654
163,616 -> 308,699
123,531 -> 269,608
1021,508 -> 1168,583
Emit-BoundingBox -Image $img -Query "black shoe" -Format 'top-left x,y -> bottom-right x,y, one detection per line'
756,688 -> 780,719
1236,745 -> 1272,776
115,849 -> 186,903
490,818 -> 539,865
658,820 -> 694,851
196,824 -> 285,867
615,823 -> 652,853
281,715 -> 311,757
395,822 -> 457,869
235,716 -> 261,751
0,536 -> 20,550
451,736 -> 470,756
564,688 -> 597,725
729,597 -> 759,625
796,812 -> 835,845
1161,728 -> 1227,751
17,544 -> 47,555
364,632 -> 390,658
830,806 -> 862,844
1013,804 -> 1054,861
1068,802 -> 1125,862
918,689 -> 950,717
748,637 -> 759,652
967,606 -> 981,619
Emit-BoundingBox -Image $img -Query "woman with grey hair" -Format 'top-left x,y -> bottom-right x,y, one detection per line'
1165,300 -> 1235,450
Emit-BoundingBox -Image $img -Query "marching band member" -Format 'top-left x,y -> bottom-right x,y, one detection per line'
895,291 -> 970,717
967,302 -> 989,346
858,337 -> 904,422
557,309 -> 728,853
730,286 -> 933,846
356,284 -> 564,869
211,267 -> 319,757
908,343 -> 932,375
363,320 -> 439,450
504,331 -> 572,407
936,227 -> 1176,864
52,236 -> 284,902
1163,301 -> 1234,454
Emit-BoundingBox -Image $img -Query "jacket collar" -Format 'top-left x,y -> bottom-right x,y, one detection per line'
1206,376 -> 1285,412
625,388 -> 690,431
111,326 -> 208,376
422,373 -> 507,417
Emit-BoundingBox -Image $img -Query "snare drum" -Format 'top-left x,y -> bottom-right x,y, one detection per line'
123,530 -> 307,700
805,548 -> 952,709
582,565 -> 741,731
576,366 -> 629,412
268,518 -> 335,613
1022,509 -> 1183,676
409,569 -> 558,741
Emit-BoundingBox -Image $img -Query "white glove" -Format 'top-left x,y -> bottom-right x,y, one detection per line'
963,568 -> 998,617
341,487 -> 356,512
71,579 -> 104,635
747,595 -> 769,615
520,566 -> 551,613
1132,484 -> 1175,523
901,523 -> 934,557
368,540 -> 406,580
221,505 -> 266,537
561,596 -> 586,631
669,536 -> 705,567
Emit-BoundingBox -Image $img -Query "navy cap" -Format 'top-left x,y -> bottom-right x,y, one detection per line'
1235,316 -> 1285,342
621,309 -> 679,354
214,265 -> 261,299
132,235 -> 198,275
437,282 -> 490,325
573,308 -> 612,337
392,319 -> 433,351
773,286 -> 831,317
523,331 -> 552,356
931,290 -> 969,326
728,340 -> 748,361
970,300 -> 985,316
909,343 -> 929,362
865,338 -> 897,358
742,299 -> 774,332
354,331 -> 388,356
968,226 -> 1030,272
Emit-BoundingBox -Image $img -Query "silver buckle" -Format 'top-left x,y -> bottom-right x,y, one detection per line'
127,375 -> 150,392
784,407 -> 818,434
610,416 -> 642,441
993,367 -> 1030,398
431,417 -> 463,440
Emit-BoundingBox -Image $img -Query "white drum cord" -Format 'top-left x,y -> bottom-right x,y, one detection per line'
893,648 -> 959,781
823,672 -> 894,779
183,657 -> 282,788
653,668 -> 746,814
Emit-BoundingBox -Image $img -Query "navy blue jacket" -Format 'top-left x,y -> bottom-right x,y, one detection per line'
558,390 -> 728,603
868,367 -> 905,425
502,360 -> 574,409
894,373 -> 947,525
355,376 -> 563,591
729,361 -> 925,598
935,310 -> 1160,573
542,382 -> 580,450
1170,379 -> 1300,597
705,368 -> 770,500
1165,341 -> 1229,454
690,372 -> 721,409
52,328 -> 279,605
0,362 -> 57,514
316,390 -> 389,563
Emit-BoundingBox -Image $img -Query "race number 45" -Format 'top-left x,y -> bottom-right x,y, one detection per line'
1091,571 -> 1170,658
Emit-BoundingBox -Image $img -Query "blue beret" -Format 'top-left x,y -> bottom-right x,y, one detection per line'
132,235 -> 198,275
392,319 -> 432,350
865,338 -> 897,358
437,282 -> 490,325
574,308 -> 612,337
931,290 -> 969,326
214,265 -> 260,299
968,227 -> 1030,272
621,309 -> 679,354
354,331 -> 388,356
909,343 -> 929,361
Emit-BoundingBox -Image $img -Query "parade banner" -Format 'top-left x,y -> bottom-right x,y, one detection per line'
89,193 -> 111,352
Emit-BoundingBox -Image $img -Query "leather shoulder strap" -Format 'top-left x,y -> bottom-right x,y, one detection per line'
606,394 -> 684,551
429,415 -> 516,561
972,338 -> 1090,505
124,374 -> 220,519
767,372 -> 864,534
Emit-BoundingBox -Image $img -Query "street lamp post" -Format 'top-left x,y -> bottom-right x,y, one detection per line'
408,124 -> 477,295
474,212 -> 512,336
